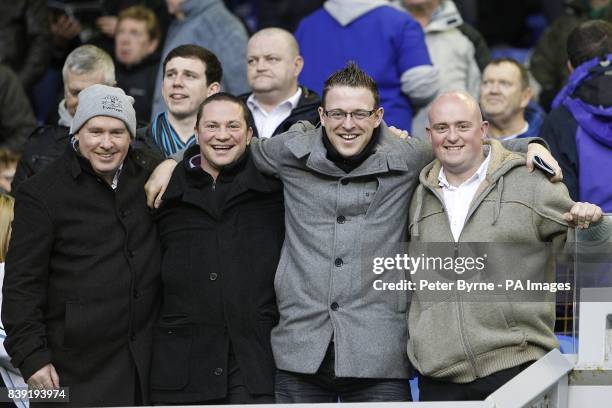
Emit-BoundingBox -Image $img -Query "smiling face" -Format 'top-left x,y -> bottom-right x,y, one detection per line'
74,116 -> 131,183
195,100 -> 252,180
115,18 -> 158,66
480,61 -> 531,123
162,56 -> 218,120
319,86 -> 383,158
427,93 -> 488,184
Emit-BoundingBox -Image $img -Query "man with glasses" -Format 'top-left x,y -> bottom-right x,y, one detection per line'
145,62 -> 559,402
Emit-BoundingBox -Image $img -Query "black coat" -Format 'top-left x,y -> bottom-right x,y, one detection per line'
3,146 -> 161,406
240,85 -> 321,138
150,146 -> 284,403
116,54 -> 161,127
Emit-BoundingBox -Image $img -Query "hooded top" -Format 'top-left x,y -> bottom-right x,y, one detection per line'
544,54 -> 612,211
295,0 -> 438,132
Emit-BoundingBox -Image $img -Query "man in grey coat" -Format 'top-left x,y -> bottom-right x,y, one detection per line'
145,63 -> 559,402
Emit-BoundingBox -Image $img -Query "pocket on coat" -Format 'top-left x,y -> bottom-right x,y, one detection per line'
150,325 -> 193,390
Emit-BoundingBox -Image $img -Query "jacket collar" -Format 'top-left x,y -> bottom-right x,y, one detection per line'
165,144 -> 277,206
67,144 -> 136,186
285,122 -> 410,178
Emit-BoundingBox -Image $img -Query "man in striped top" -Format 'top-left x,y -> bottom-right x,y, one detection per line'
142,44 -> 221,157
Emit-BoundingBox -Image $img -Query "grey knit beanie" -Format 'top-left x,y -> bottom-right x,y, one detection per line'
70,84 -> 136,138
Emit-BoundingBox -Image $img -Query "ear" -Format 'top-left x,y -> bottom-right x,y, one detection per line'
318,106 -> 326,126
519,87 -> 533,109
147,38 -> 159,55
246,126 -> 253,145
426,127 -> 433,144
373,107 -> 384,127
480,121 -> 489,140
207,82 -> 221,96
194,127 -> 200,145
567,60 -> 574,73
294,55 -> 304,77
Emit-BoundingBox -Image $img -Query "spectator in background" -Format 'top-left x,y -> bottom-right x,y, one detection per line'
151,0 -> 249,120
0,149 -> 20,194
144,45 -> 221,157
0,65 -> 37,154
115,5 -> 161,125
12,45 -> 116,191
480,58 -> 544,140
531,0 -> 612,111
295,0 -> 439,133
395,0 -> 488,138
541,20 -> 612,211
0,0 -> 50,91
241,28 -> 320,139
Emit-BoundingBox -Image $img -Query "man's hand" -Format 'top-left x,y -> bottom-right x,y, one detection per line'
145,159 -> 177,208
28,363 -> 60,390
388,126 -> 410,140
96,16 -> 118,38
564,202 -> 603,229
526,143 -> 563,182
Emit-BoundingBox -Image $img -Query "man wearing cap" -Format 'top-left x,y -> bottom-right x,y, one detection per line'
2,85 -> 161,406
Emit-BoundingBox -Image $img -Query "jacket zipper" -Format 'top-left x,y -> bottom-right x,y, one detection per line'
425,185 -> 482,379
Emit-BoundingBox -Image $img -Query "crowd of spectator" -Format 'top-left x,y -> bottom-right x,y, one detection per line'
0,0 -> 611,406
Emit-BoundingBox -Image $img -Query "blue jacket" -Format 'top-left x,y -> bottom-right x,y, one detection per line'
151,0 -> 249,120
295,1 -> 435,132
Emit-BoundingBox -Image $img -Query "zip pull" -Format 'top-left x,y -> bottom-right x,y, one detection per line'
212,180 -> 216,191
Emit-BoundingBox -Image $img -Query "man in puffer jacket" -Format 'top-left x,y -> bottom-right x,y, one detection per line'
407,91 -> 609,401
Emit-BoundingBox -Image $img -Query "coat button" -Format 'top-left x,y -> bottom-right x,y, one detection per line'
128,250 -> 136,258
167,330 -> 174,335
330,302 -> 339,311
341,179 -> 349,185
334,258 -> 343,267
130,333 -> 136,341
133,290 -> 140,299
120,210 -> 128,218
214,367 -> 223,376
337,215 -> 346,224
209,272 -> 218,281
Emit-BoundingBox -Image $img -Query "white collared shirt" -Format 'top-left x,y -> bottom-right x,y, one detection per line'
246,88 -> 302,139
438,153 -> 491,242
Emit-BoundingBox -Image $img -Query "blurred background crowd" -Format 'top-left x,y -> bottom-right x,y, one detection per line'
0,0 -> 610,198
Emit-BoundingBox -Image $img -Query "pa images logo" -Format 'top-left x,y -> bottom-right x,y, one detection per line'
101,95 -> 124,113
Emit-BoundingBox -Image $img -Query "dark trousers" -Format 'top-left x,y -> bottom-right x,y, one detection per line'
275,343 -> 412,403
418,362 -> 533,401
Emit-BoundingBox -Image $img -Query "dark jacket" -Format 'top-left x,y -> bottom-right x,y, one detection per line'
0,64 -> 37,152
12,124 -> 164,192
116,53 -> 161,127
150,145 -> 284,403
0,0 -> 50,89
240,86 -> 321,138
3,146 -> 162,406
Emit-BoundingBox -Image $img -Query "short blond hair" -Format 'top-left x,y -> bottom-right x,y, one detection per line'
0,193 -> 14,262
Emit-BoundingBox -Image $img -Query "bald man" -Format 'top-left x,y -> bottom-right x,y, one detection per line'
241,28 -> 320,139
407,91 -> 608,401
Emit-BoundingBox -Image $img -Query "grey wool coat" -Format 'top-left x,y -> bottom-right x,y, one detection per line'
250,122 -> 433,378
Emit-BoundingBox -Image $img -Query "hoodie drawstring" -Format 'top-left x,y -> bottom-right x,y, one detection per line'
492,175 -> 503,225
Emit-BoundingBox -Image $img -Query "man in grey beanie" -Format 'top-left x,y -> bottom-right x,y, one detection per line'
3,84 -> 162,406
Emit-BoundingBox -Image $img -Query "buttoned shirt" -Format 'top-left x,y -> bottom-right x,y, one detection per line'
438,153 -> 491,241
247,88 -> 302,139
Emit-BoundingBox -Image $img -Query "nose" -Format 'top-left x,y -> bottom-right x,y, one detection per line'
100,134 -> 113,149
341,114 -> 356,129
447,127 -> 460,142
256,58 -> 267,71
172,73 -> 184,87
215,127 -> 231,141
